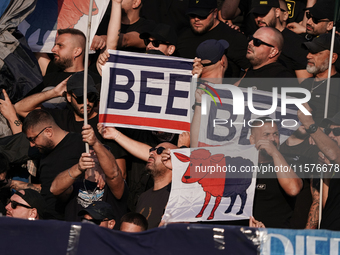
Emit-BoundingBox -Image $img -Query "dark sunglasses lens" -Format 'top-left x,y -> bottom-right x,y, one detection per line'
151,41 -> 160,47
11,201 -> 17,209
88,93 -> 97,103
156,147 -> 165,154
253,38 -> 261,47
324,128 -> 331,135
333,128 -> 340,136
144,39 -> 150,46
149,147 -> 156,153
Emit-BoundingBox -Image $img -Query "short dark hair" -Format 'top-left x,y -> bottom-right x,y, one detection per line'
57,28 -> 86,51
22,109 -> 56,134
120,212 -> 148,231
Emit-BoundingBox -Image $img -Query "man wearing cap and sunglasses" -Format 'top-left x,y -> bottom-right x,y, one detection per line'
6,189 -> 46,220
287,0 -> 334,40
299,33 -> 340,125
176,0 -> 250,78
78,201 -> 116,229
249,0 -> 311,80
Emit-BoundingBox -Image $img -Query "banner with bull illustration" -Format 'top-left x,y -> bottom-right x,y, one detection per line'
99,50 -> 193,134
165,145 -> 258,222
18,0 -> 110,52
194,80 -> 306,147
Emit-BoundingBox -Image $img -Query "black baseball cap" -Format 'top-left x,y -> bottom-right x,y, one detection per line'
249,0 -> 280,15
140,23 -> 177,45
196,39 -> 229,65
186,0 -> 217,17
78,201 -> 116,221
321,111 -> 340,128
303,33 -> 340,54
15,189 -> 46,218
67,71 -> 98,97
306,0 -> 334,21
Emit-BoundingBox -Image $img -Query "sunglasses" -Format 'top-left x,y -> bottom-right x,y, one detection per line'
324,127 -> 340,136
149,146 -> 166,155
71,93 -> 98,104
306,12 -> 330,24
81,217 -> 109,225
143,39 -> 170,48
27,126 -> 52,143
248,35 -> 274,48
9,200 -> 32,210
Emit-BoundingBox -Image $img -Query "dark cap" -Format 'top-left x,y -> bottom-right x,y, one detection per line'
306,0 -> 334,21
186,0 -> 217,17
321,111 -> 340,128
140,24 -> 177,45
15,189 -> 46,218
303,33 -> 340,54
78,201 -> 116,221
196,39 -> 229,64
67,71 -> 98,97
249,0 -> 280,15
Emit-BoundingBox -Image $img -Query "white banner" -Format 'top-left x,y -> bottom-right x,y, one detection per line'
99,50 -> 193,134
165,145 -> 258,222
18,0 -> 110,52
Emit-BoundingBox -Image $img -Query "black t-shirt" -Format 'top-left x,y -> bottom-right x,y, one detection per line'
140,0 -> 190,34
321,176 -> 340,230
121,128 -> 178,212
253,163 -> 296,228
44,107 -> 127,159
176,22 -> 251,78
39,132 -> 85,219
279,138 -> 320,229
279,28 -> 308,71
243,62 -> 296,78
43,61 -> 102,87
300,73 -> 340,125
64,180 -> 129,230
135,183 -> 171,229
119,18 -> 156,53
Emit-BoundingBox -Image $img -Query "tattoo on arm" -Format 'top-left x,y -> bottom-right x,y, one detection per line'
305,184 -> 320,229
11,181 -> 41,192
14,119 -> 22,126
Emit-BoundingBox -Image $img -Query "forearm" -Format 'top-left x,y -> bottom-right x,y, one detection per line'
10,180 -> 41,192
305,181 -> 319,229
14,89 -> 59,117
50,164 -> 83,195
221,0 -> 241,20
6,116 -> 22,134
118,32 -> 145,48
272,152 -> 303,196
107,1 -> 122,50
92,140 -> 124,199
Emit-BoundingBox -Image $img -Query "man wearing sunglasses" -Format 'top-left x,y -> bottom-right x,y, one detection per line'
287,0 -> 334,40
250,0 -> 311,80
299,33 -> 340,125
15,72 -> 128,179
6,189 -> 46,220
176,0 -> 250,78
139,23 -> 177,56
78,201 -> 116,229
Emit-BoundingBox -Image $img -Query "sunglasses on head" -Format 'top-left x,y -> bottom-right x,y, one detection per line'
71,93 -> 98,104
27,126 -> 52,143
9,200 -> 32,210
324,127 -> 340,136
143,39 -> 170,47
149,146 -> 166,155
248,35 -> 274,48
306,12 -> 330,24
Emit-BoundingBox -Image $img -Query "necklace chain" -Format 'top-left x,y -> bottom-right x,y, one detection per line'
311,79 -> 327,93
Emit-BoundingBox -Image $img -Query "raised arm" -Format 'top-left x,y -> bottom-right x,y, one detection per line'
14,78 -> 68,117
106,0 -> 122,50
0,89 -> 22,134
98,124 -> 151,162
82,124 -> 125,199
